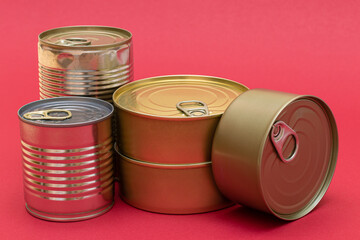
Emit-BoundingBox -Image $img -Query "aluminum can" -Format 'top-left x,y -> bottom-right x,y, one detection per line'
212,89 -> 338,220
18,97 -> 114,221
39,26 -> 133,102
113,75 -> 248,164
114,144 -> 232,214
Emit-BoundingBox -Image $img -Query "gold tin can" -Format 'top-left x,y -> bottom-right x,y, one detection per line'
112,75 -> 248,164
114,144 -> 233,214
38,26 -> 133,102
212,89 -> 338,220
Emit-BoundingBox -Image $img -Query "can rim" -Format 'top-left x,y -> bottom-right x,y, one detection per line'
18,96 -> 114,128
38,25 -> 132,50
257,94 -> 338,220
114,144 -> 211,169
112,74 -> 249,120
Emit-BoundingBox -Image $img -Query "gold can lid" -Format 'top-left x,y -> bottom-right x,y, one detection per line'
113,75 -> 248,118
261,96 -> 338,219
39,26 -> 132,49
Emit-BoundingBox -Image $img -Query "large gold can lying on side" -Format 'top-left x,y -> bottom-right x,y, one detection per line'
212,89 -> 338,220
113,75 -> 248,164
114,145 -> 232,214
39,26 -> 133,102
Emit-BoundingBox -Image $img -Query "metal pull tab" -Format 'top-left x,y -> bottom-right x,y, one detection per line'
176,100 -> 209,117
55,38 -> 91,46
270,121 -> 299,163
23,109 -> 72,120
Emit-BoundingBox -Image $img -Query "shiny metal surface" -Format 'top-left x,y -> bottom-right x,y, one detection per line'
23,109 -> 72,120
19,97 -> 113,127
39,26 -> 133,102
212,89 -> 338,220
18,97 -> 114,221
113,75 -> 248,164
176,100 -> 209,117
270,121 -> 299,163
114,145 -> 233,214
113,75 -> 247,117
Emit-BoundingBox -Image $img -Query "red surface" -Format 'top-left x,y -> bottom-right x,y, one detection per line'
1,0 -> 359,239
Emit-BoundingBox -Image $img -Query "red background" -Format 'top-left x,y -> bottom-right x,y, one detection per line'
1,0 -> 359,239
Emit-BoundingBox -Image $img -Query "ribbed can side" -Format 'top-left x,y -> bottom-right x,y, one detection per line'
19,119 -> 114,221
38,28 -> 133,102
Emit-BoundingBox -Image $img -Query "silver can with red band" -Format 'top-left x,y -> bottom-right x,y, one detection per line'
18,97 -> 114,221
38,26 -> 133,102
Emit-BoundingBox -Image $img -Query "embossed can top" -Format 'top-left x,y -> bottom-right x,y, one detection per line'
112,75 -> 249,118
39,26 -> 132,49
18,97 -> 114,127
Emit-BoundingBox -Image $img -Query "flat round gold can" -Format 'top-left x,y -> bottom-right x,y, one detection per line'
113,75 -> 248,118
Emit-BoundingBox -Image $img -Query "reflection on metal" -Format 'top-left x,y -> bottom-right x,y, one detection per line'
23,109 -> 72,120
39,26 -> 133,102
176,100 -> 209,117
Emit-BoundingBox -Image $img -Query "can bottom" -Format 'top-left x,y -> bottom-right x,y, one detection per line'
25,201 -> 114,222
120,194 -> 234,215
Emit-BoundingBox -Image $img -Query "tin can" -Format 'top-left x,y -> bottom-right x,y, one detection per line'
212,89 -> 338,220
18,97 -> 114,221
114,144 -> 232,214
39,26 -> 133,102
113,75 -> 248,164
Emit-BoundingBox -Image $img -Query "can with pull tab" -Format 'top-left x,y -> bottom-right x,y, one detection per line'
212,89 -> 338,220
112,75 -> 249,164
18,97 -> 114,221
38,26 -> 133,102
112,75 -> 248,213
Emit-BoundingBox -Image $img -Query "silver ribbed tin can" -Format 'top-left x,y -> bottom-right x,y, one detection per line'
18,97 -> 114,221
38,26 -> 133,102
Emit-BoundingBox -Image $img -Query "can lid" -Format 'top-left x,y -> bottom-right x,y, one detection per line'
113,75 -> 248,118
39,26 -> 132,49
261,96 -> 338,219
18,97 -> 114,127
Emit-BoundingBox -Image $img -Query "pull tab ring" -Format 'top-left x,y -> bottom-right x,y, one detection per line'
176,100 -> 209,117
55,38 -> 91,46
270,121 -> 299,163
23,109 -> 72,120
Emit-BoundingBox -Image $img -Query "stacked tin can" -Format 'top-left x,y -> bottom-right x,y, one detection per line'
38,26 -> 133,180
17,26 -> 133,221
112,75 -> 249,214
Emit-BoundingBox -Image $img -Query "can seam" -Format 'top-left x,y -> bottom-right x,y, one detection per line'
38,26 -> 132,50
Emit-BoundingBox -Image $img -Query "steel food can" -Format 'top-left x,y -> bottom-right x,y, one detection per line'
212,89 -> 338,220
114,144 -> 232,214
39,26 -> 133,102
18,97 -> 114,221
113,75 -> 248,164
